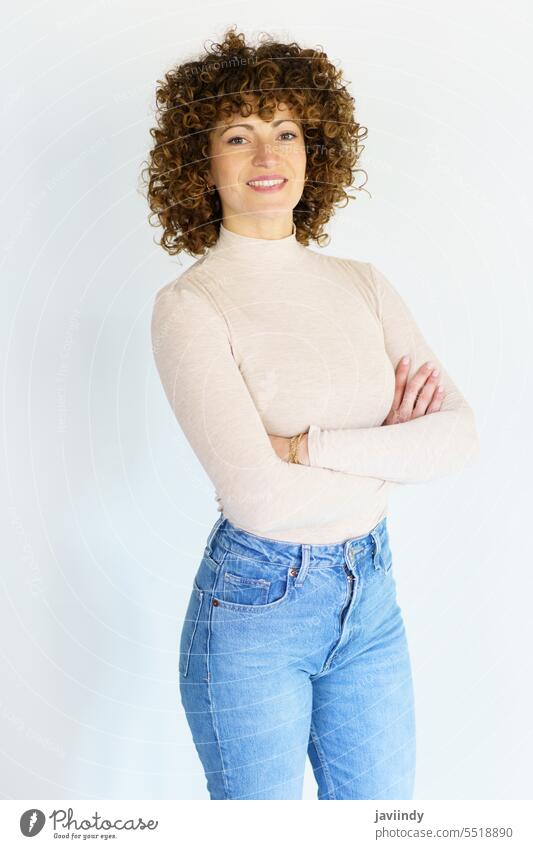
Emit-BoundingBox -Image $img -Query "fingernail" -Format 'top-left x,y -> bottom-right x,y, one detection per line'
432,369 -> 440,377
401,355 -> 409,364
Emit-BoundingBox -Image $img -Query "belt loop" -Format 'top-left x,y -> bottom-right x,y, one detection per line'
370,526 -> 381,571
205,514 -> 225,556
294,544 -> 311,586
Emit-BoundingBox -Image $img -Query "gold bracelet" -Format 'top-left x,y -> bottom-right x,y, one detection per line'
288,432 -> 303,464
288,436 -> 297,463
287,435 -> 295,463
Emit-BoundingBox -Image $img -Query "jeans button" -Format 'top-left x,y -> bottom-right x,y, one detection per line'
290,569 -> 298,577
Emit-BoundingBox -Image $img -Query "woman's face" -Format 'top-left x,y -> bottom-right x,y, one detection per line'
207,99 -> 307,229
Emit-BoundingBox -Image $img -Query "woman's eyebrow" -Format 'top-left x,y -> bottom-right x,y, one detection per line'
218,118 -> 300,137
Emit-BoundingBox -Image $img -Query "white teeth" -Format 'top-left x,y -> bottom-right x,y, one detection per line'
247,179 -> 285,187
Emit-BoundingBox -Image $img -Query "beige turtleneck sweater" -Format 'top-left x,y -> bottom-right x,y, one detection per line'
151,223 -> 479,543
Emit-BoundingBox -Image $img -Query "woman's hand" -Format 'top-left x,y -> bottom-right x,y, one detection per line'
268,357 -> 443,460
268,432 -> 310,464
383,356 -> 444,425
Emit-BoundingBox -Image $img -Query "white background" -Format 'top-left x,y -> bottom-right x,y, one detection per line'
1,0 -> 532,800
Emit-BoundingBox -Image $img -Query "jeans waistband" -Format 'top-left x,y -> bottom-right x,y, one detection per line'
205,514 -> 388,570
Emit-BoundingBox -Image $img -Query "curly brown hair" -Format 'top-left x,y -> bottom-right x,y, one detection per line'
140,26 -> 368,258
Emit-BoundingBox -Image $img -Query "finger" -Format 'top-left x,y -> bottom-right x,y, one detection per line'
425,383 -> 444,414
398,360 -> 437,418
412,368 -> 441,416
392,355 -> 410,411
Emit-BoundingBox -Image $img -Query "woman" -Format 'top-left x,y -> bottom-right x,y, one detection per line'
145,28 -> 479,800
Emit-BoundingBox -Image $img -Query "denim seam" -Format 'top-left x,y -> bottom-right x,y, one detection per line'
204,549 -> 229,572
309,721 -> 337,800
224,572 -> 271,587
320,572 -> 352,673
217,542 -> 292,566
206,577 -> 231,799
217,542 -> 375,570
181,589 -> 204,678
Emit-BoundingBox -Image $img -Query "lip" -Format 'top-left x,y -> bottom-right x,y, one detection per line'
246,175 -> 288,193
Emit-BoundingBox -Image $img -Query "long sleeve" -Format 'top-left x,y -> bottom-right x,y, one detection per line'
150,270 -> 391,538
307,262 -> 480,484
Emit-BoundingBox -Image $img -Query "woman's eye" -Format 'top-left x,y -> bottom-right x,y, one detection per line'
227,131 -> 298,145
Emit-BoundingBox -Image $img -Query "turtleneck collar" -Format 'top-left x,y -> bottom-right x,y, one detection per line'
206,221 -> 305,266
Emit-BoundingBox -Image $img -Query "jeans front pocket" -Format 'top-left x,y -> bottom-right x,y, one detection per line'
179,582 -> 204,678
223,570 -> 270,606
213,553 -> 294,613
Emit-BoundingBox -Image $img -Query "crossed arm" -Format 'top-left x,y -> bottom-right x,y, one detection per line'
151,265 -> 480,534
269,263 -> 480,484
269,355 -> 445,467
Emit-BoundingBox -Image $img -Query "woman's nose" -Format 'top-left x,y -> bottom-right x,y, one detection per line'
251,142 -> 279,166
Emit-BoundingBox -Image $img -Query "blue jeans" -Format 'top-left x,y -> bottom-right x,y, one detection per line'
179,514 -> 416,800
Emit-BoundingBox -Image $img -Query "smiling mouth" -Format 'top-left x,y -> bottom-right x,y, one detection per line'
246,178 -> 288,191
